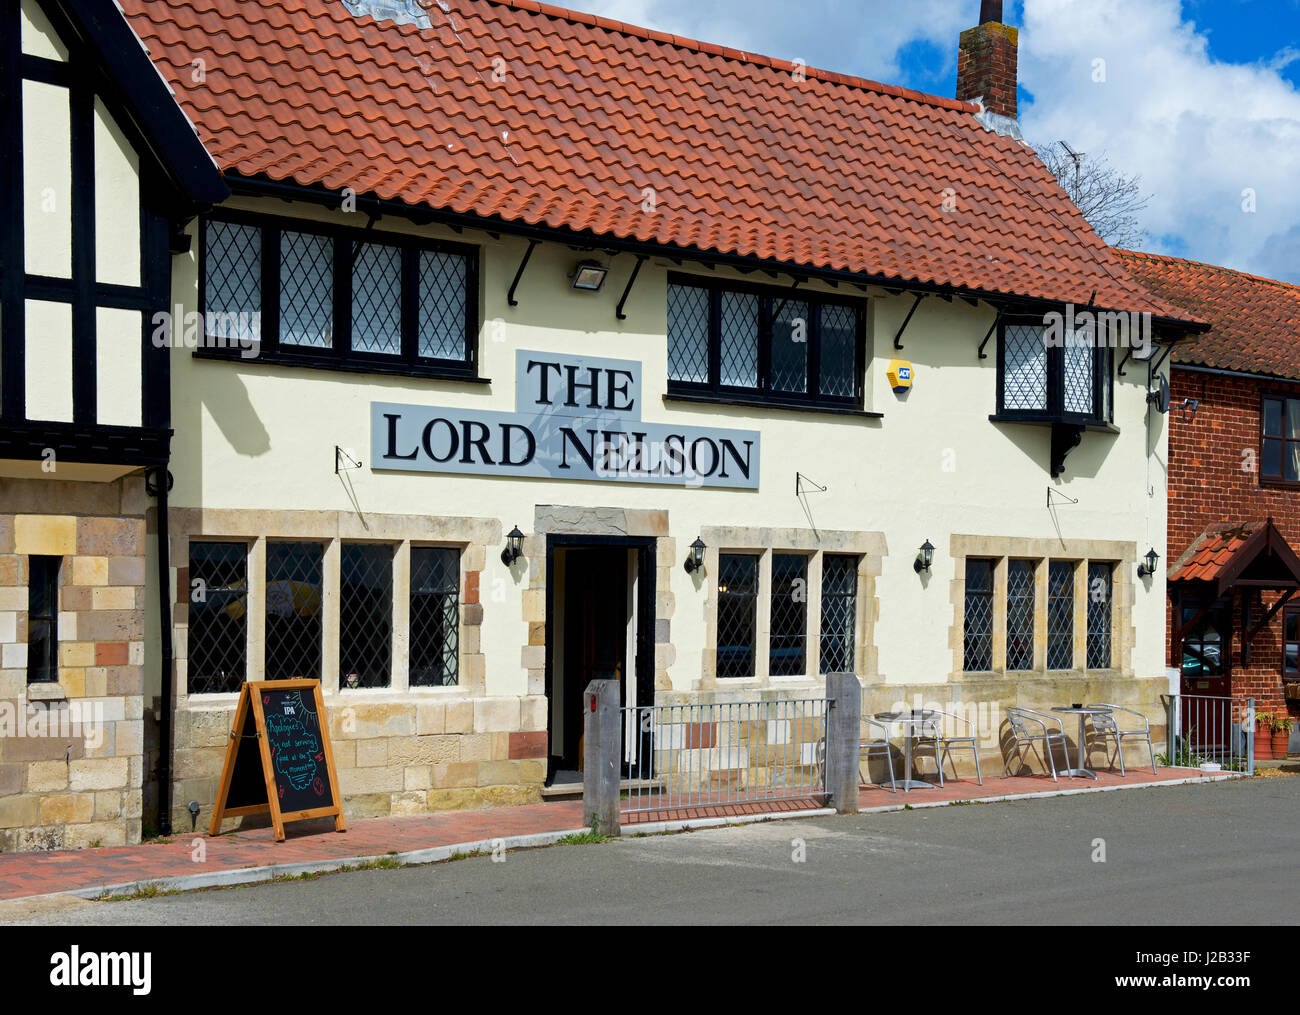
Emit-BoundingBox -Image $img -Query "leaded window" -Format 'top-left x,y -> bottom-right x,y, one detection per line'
997,319 -> 1112,423
769,554 -> 808,676
339,543 -> 394,689
963,559 -> 994,672
1047,561 -> 1075,671
1006,560 -> 1036,671
1087,563 -> 1113,670
1261,395 -> 1300,484
265,542 -> 323,681
667,276 -> 864,410
187,542 -> 248,694
26,556 -> 60,685
820,555 -> 858,674
1284,606 -> 1300,679
410,547 -> 460,687
201,215 -> 477,376
717,554 -> 759,678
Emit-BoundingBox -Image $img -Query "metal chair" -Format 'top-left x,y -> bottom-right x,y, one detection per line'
1004,706 -> 1069,782
1085,703 -> 1158,776
815,716 -> 897,793
912,710 -> 983,787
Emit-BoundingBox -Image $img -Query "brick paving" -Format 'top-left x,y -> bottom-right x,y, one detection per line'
0,765 -> 1234,902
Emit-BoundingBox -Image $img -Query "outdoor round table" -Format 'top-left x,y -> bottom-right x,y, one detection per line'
874,711 -> 939,792
1051,706 -> 1109,780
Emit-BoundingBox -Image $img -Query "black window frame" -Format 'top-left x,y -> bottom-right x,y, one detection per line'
995,317 -> 1114,427
963,558 -> 995,673
198,210 -> 481,381
264,540 -> 325,682
1259,392 -> 1300,487
1046,560 -> 1075,672
1086,562 -> 1114,671
186,540 -> 250,695
26,556 -> 61,684
819,554 -> 859,675
409,545 -> 461,688
769,552 -> 810,677
716,552 -> 760,679
666,273 -> 868,413
339,542 -> 395,690
1283,603 -> 1300,681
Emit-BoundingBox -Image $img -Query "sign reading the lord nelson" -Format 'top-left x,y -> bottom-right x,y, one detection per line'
372,351 -> 761,489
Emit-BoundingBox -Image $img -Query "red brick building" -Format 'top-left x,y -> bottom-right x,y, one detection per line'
1120,251 -> 1300,747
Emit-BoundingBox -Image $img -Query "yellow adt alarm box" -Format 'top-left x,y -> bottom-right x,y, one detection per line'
887,359 -> 913,393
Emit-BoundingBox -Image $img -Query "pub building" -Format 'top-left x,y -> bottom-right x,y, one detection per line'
0,0 -> 1206,848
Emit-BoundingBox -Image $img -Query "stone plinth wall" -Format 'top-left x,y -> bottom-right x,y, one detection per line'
0,475 -> 147,851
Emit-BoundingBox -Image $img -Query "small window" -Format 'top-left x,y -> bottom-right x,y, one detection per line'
1181,606 -> 1225,677
717,554 -> 759,678
265,542 -> 323,681
340,544 -> 394,689
963,559 -> 994,672
280,230 -> 334,349
26,556 -> 60,684
997,320 -> 1112,423
1002,325 -> 1048,412
667,276 -> 863,410
1006,560 -> 1036,671
204,220 -> 262,320
1087,563 -> 1113,670
410,547 -> 460,687
352,243 -> 402,356
769,554 -> 808,676
1283,606 -> 1300,679
187,542 -> 248,694
1261,396 -> 1300,484
1047,561 -> 1075,671
820,555 -> 858,674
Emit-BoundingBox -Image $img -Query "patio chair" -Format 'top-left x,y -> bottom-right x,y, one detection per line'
1084,703 -> 1158,776
1004,706 -> 1068,782
815,716 -> 897,792
912,710 -> 983,787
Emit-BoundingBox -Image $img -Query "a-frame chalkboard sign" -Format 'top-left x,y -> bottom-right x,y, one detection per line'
209,680 -> 346,842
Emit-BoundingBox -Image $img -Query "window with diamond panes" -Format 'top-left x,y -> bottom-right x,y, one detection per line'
1047,561 -> 1075,670
419,250 -> 469,361
187,542 -> 248,694
666,276 -> 863,410
202,217 -> 475,375
820,555 -> 858,674
204,220 -> 262,326
770,554 -> 809,676
1006,560 -> 1036,671
1087,563 -> 1113,670
1003,325 -> 1047,411
963,558 -> 994,672
410,547 -> 460,686
352,243 -> 402,356
1063,343 -> 1094,415
339,544 -> 394,689
667,284 -> 710,384
265,542 -> 323,681
280,231 -> 334,349
770,300 -> 809,394
717,554 -> 759,678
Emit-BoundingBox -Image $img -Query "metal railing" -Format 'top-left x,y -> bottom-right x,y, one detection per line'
1161,694 -> 1254,776
619,698 -> 830,816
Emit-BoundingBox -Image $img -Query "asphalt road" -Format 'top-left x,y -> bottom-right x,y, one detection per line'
7,776 -> 1297,925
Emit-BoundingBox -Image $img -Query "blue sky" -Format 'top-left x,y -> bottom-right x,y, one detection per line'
578,0 -> 1300,283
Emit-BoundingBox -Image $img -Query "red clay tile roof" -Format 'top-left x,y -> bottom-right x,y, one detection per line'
1170,522 -> 1257,583
1117,250 -> 1300,378
121,0 -> 1197,321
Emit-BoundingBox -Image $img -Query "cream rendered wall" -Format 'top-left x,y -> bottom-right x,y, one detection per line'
24,298 -> 72,422
93,99 -> 142,289
168,196 -> 1169,701
21,79 -> 72,280
95,307 -> 143,427
20,0 -> 67,61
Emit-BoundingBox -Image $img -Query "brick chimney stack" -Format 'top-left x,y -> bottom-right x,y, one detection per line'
957,0 -> 1019,120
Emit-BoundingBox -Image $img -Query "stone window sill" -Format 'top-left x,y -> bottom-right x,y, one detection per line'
28,682 -> 68,702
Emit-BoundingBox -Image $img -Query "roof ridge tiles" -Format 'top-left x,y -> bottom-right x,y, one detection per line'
482,0 -> 980,114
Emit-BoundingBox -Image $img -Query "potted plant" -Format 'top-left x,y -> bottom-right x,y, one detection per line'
1267,713 -> 1294,758
1255,713 -> 1275,761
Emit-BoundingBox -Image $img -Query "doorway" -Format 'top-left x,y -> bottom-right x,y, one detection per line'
545,535 -> 656,783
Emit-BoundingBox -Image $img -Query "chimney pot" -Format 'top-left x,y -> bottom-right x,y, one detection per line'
980,0 -> 1003,24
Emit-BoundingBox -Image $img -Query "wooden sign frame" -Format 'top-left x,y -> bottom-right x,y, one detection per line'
209,679 -> 347,842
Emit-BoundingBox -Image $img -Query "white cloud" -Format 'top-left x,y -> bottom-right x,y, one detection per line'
1018,0 -> 1300,281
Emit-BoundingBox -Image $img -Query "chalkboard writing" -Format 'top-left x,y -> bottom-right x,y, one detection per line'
260,687 -> 333,815
209,680 -> 346,842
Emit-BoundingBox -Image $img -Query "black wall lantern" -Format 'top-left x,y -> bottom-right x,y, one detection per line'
1138,547 -> 1160,578
914,539 -> 935,574
684,537 -> 706,574
501,526 -> 525,567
